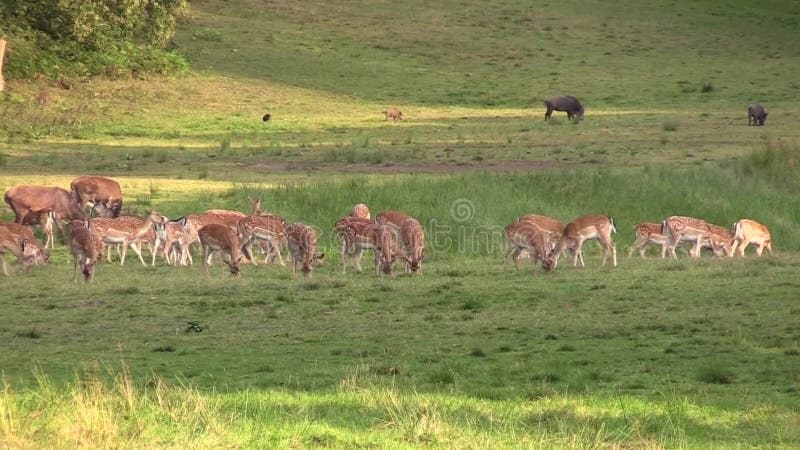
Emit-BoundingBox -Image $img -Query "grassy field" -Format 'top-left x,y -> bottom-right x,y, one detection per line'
2,0 -> 800,447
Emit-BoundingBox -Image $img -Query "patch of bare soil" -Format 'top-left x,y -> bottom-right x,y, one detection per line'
249,161 -> 558,173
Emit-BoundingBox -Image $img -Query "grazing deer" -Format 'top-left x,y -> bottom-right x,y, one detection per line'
178,212 -> 238,250
505,220 -> 553,273
335,216 -> 377,273
376,210 -> 412,231
374,223 -> 396,276
552,214 -> 617,268
89,211 -> 165,266
661,216 -> 715,259
350,203 -> 371,220
518,214 -> 565,252
198,224 -> 242,276
287,223 -> 323,278
206,198 -> 263,220
70,176 -> 123,217
730,219 -> 773,257
68,220 -> 101,282
0,226 -> 48,276
628,222 -> 667,258
692,223 -> 734,257
237,215 -> 287,266
398,218 -> 425,274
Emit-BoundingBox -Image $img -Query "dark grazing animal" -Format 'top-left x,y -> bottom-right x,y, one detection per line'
747,104 -> 767,126
544,95 -> 584,122
262,113 -> 271,122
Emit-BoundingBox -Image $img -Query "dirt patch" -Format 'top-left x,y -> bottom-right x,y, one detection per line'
249,160 -> 558,173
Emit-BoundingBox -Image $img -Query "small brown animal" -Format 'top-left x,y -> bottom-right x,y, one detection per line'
262,113 -> 271,122
383,108 -> 403,121
505,220 -> 554,273
398,218 -> 425,274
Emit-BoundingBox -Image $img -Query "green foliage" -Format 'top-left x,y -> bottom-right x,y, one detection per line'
0,0 -> 188,79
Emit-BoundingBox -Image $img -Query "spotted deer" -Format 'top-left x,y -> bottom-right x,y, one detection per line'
198,224 -> 242,276
335,216 -> 377,273
628,222 -> 667,258
661,216 -> 715,259
398,218 -> 425,274
67,220 -> 102,282
89,211 -> 165,266
0,224 -> 48,276
286,223 -> 323,278
237,214 -> 288,266
153,221 -> 192,266
350,203 -> 371,220
505,220 -> 554,273
552,214 -> 617,268
693,223 -> 734,257
376,210 -> 412,232
730,219 -> 773,257
374,223 -> 396,276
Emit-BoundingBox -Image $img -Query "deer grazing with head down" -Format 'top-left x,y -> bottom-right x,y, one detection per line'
198,223 -> 242,276
70,176 -> 123,218
67,220 -> 103,282
0,224 -> 48,276
398,218 -> 425,274
661,216 -> 718,259
287,223 -> 323,278
552,214 -> 617,269
505,220 -> 553,273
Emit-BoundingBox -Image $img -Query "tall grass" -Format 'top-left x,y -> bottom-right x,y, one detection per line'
219,143 -> 800,254
2,368 -> 796,448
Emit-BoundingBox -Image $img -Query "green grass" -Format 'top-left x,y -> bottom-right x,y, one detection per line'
2,0 -> 800,446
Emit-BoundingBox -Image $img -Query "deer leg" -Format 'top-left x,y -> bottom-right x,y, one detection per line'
739,241 -> 750,256
512,248 -> 522,271
1,254 -> 10,276
354,248 -> 364,273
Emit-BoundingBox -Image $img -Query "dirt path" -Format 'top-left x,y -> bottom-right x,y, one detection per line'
249,160 -> 559,173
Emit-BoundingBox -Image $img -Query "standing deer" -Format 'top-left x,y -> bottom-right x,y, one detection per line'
628,222 -> 667,258
287,223 -> 323,278
237,214 -> 288,266
335,216 -> 377,273
374,223 -> 396,276
661,216 -> 714,260
4,185 -> 86,242
383,109 -> 403,121
730,219 -> 772,256
552,214 -> 617,268
198,224 -> 242,276
89,211 -> 165,266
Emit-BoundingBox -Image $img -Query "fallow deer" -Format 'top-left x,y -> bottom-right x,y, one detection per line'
376,210 -> 412,231
0,226 -> 47,276
628,222 -> 667,258
287,223 -> 323,278
70,176 -> 123,217
398,218 -> 425,274
552,214 -> 617,268
89,211 -> 165,266
505,220 -> 553,273
153,221 -> 192,266
198,224 -> 242,276
237,214 -> 288,266
350,203 -> 371,220
661,216 -> 714,260
4,185 -> 86,242
374,223 -> 396,276
67,220 -> 101,282
730,219 -> 773,257
692,223 -> 734,257
335,216 -> 377,273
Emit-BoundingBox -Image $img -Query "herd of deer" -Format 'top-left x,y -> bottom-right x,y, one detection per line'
0,176 -> 773,282
0,176 -> 426,281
